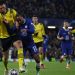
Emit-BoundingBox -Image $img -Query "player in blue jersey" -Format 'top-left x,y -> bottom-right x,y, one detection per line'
57,21 -> 74,69
7,15 -> 40,75
43,35 -> 49,61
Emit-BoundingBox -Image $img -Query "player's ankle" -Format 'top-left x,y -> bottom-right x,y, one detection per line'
36,64 -> 40,72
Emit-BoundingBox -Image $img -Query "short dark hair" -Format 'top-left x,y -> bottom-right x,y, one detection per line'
32,14 -> 38,17
64,20 -> 69,23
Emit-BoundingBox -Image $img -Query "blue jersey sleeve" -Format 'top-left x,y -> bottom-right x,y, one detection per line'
27,20 -> 34,34
58,29 -> 62,37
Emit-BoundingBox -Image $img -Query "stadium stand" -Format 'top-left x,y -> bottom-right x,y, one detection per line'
6,0 -> 75,18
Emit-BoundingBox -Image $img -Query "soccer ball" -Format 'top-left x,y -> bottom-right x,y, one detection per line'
9,69 -> 19,75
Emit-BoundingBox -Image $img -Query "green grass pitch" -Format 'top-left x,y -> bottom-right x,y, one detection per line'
0,60 -> 75,75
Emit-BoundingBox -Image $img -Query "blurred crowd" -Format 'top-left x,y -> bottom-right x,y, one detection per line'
6,0 -> 75,18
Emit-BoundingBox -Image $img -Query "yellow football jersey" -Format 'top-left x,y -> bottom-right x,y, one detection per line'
71,29 -> 75,33
0,8 -> 17,38
33,23 -> 45,43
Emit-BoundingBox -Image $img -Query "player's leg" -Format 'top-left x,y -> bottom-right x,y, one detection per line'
13,40 -> 25,72
11,47 -> 17,62
36,42 -> 45,69
0,40 -> 2,61
34,53 -> 40,75
2,51 -> 9,70
39,47 -> 45,68
29,44 -> 40,75
60,46 -> 66,63
23,48 -> 28,70
43,46 -> 48,61
66,55 -> 71,69
60,54 -> 65,63
2,51 -> 9,75
0,49 -> 2,61
66,49 -> 72,69
1,37 -> 12,75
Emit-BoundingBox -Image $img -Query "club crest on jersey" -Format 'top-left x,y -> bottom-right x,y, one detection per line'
25,25 -> 28,28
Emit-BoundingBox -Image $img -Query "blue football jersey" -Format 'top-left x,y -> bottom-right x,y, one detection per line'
17,19 -> 34,42
58,28 -> 73,55
58,28 -> 72,43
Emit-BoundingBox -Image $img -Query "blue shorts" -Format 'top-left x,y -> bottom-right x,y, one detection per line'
61,43 -> 73,55
43,45 -> 47,54
22,39 -> 39,56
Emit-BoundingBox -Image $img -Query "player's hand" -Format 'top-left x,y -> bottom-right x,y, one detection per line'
15,21 -> 20,29
3,18 -> 9,25
59,37 -> 64,40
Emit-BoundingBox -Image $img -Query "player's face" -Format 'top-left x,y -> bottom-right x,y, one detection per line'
0,4 -> 6,14
64,22 -> 69,29
17,16 -> 24,24
32,16 -> 38,24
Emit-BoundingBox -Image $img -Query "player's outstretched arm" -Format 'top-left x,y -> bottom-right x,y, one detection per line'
57,35 -> 64,40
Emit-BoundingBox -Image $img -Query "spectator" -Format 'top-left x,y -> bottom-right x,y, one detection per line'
5,0 -> 75,18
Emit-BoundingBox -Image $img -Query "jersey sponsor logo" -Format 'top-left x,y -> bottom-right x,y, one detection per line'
21,29 -> 27,36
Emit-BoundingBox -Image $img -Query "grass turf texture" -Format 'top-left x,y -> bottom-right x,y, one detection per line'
0,60 -> 75,75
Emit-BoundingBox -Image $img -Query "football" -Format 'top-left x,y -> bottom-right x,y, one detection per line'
9,69 -> 19,75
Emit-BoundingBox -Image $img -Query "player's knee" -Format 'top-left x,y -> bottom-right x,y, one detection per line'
13,40 -> 23,49
2,52 -> 8,61
2,56 -> 8,62
39,47 -> 43,53
39,47 -> 43,51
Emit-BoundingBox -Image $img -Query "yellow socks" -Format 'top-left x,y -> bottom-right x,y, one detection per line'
39,53 -> 43,65
18,48 -> 24,69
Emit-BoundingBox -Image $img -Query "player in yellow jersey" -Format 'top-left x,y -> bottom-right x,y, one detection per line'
32,16 -> 46,69
0,1 -> 24,75
0,2 -> 16,75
